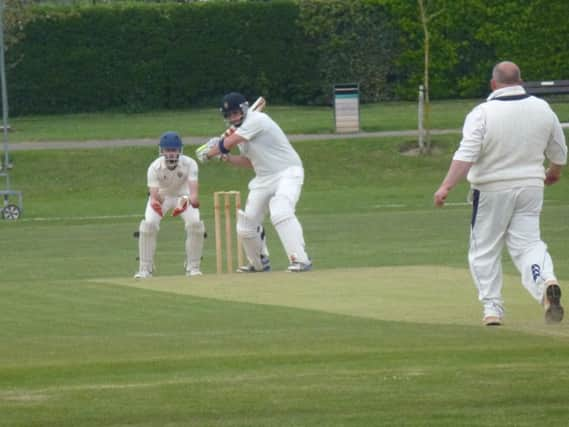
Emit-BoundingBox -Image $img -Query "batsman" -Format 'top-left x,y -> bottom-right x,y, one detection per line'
134,131 -> 205,279
196,92 -> 312,272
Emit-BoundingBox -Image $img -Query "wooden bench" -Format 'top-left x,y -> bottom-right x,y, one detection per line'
523,80 -> 569,95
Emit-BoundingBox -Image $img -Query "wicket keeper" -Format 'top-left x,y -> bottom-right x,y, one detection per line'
134,131 -> 205,279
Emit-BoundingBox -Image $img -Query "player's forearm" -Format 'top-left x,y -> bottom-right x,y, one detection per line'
189,181 -> 199,203
439,160 -> 473,190
224,155 -> 253,169
434,160 -> 473,207
148,188 -> 162,203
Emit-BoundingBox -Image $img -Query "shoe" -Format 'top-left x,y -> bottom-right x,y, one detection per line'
134,270 -> 152,279
237,255 -> 271,273
186,269 -> 203,277
483,315 -> 502,326
287,261 -> 313,273
544,282 -> 564,324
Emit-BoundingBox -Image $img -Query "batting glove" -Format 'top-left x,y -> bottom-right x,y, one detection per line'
195,137 -> 221,163
195,144 -> 210,163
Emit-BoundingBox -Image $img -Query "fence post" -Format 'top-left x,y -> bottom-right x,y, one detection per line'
418,85 -> 425,152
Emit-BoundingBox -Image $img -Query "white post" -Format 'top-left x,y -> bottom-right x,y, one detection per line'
0,0 -> 10,187
418,85 -> 425,151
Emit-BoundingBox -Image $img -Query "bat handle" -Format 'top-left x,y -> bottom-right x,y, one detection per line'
222,127 -> 236,138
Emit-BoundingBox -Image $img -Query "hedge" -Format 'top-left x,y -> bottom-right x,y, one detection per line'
6,0 -> 569,115
8,2 -> 320,114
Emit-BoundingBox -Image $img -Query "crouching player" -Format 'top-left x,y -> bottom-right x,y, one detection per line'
134,131 -> 205,279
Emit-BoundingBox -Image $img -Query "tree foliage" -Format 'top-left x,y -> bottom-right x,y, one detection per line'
298,0 -> 399,103
389,0 -> 569,99
3,0 -> 34,52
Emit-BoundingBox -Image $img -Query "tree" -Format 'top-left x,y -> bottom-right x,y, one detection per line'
417,0 -> 443,154
3,0 -> 33,66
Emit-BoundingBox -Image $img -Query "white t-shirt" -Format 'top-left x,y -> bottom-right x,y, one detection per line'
235,111 -> 302,177
147,154 -> 198,197
453,85 -> 567,191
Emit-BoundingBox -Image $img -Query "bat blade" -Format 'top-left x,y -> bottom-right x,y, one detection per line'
250,96 -> 266,112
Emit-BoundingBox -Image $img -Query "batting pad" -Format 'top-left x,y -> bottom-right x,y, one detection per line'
273,217 -> 309,264
237,210 -> 265,270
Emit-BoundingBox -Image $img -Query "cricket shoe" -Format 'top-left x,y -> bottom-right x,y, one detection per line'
237,255 -> 271,273
186,268 -> 203,277
483,315 -> 502,326
544,281 -> 564,324
287,260 -> 313,273
134,270 -> 152,279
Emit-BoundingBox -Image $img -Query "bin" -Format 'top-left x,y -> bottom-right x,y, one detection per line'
333,83 -> 360,133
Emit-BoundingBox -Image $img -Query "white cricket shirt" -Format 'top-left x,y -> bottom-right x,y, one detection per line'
235,111 -> 302,177
147,154 -> 198,197
453,85 -> 567,191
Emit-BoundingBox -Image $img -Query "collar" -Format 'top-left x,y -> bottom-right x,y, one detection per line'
487,85 -> 526,101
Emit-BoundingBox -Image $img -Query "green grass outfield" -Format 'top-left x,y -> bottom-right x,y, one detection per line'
1,135 -> 569,425
8,98 -> 569,142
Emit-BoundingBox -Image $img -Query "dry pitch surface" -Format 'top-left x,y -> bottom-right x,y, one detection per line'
96,266 -> 569,339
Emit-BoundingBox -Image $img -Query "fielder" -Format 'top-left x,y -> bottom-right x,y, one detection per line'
434,61 -> 567,326
196,92 -> 312,272
134,131 -> 205,279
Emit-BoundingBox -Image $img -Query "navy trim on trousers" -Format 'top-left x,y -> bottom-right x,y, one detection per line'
471,189 -> 480,228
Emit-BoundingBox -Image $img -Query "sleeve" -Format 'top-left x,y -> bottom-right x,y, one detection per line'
452,105 -> 485,163
545,111 -> 568,165
236,113 -> 265,141
147,165 -> 159,188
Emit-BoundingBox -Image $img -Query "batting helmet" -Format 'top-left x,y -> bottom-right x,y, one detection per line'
159,131 -> 183,169
220,92 -> 249,121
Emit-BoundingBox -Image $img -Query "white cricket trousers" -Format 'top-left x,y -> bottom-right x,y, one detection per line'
469,187 -> 556,318
245,166 -> 309,263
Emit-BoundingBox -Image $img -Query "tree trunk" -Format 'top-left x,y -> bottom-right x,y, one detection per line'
418,0 -> 432,154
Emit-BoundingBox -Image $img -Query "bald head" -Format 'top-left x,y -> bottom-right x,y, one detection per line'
491,61 -> 522,88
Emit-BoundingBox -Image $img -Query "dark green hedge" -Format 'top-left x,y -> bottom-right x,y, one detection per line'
8,2 -> 320,114
298,0 -> 398,104
7,0 -> 569,115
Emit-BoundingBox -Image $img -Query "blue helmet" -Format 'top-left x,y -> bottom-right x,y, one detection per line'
159,131 -> 183,168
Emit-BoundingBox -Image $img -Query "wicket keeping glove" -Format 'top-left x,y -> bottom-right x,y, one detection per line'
150,200 -> 163,217
172,196 -> 189,217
